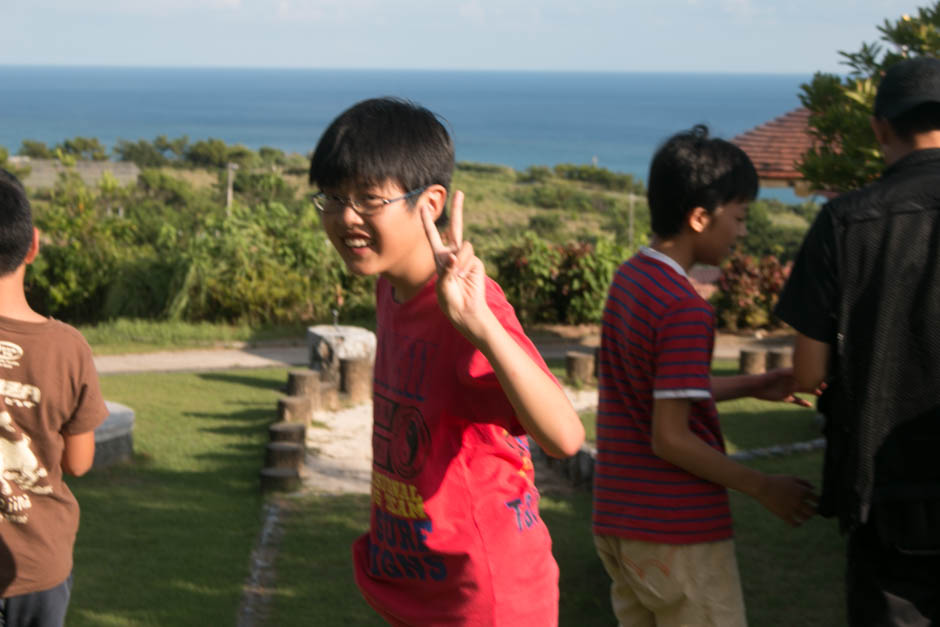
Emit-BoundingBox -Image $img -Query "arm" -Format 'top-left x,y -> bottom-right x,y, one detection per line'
472,309 -> 585,458
61,430 -> 95,476
422,191 -> 584,458
651,398 -> 816,525
792,333 -> 830,393
712,368 -> 811,406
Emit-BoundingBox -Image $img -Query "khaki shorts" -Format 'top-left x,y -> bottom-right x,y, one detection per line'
593,534 -> 747,627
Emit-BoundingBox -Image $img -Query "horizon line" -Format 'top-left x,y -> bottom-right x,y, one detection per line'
0,63 -> 822,77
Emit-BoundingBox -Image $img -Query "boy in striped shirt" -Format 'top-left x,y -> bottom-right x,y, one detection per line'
592,126 -> 818,627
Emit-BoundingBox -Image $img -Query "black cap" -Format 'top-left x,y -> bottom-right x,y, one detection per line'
874,56 -> 940,119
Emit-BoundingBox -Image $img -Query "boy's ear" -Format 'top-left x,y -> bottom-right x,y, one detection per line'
422,184 -> 448,222
23,228 -> 39,265
687,206 -> 711,233
870,116 -> 893,147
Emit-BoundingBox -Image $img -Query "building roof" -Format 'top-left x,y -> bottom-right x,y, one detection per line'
732,107 -> 815,189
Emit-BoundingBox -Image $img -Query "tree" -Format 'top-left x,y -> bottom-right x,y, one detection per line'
56,136 -> 109,161
18,139 -> 53,159
799,2 -> 940,192
114,138 -> 169,167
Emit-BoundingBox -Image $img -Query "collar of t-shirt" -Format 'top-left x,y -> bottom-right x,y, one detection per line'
638,246 -> 688,279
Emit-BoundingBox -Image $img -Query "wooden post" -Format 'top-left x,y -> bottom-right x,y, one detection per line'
277,396 -> 312,425
566,351 -> 594,384
269,421 -> 306,445
259,467 -> 301,493
265,442 -> 305,470
739,349 -> 767,375
767,349 -> 793,370
341,356 -> 373,405
287,369 -> 320,399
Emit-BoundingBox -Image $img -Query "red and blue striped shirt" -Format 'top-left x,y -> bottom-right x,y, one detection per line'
592,248 -> 732,544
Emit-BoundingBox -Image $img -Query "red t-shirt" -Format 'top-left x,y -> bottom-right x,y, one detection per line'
593,249 -> 732,544
353,277 -> 560,626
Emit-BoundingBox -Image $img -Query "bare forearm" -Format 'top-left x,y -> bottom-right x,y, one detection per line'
652,422 -> 765,497
475,314 -> 584,458
711,374 -> 765,402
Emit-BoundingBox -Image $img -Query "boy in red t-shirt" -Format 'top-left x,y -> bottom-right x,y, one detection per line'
308,98 -> 585,625
592,127 -> 819,626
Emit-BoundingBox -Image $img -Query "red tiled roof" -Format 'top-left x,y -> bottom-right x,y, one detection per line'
732,108 -> 814,182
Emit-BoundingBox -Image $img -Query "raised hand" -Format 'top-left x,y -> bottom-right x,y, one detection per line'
421,190 -> 494,342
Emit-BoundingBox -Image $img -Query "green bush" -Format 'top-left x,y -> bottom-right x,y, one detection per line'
166,202 -> 354,324
491,233 -> 562,325
711,251 -> 791,331
553,164 -> 644,194
739,200 -> 814,264
492,233 -> 626,325
554,238 -> 626,323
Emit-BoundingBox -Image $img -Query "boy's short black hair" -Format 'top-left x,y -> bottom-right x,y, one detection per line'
309,97 -> 455,201
887,102 -> 940,142
647,125 -> 758,238
0,169 -> 34,277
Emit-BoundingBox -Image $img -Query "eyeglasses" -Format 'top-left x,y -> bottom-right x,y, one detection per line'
310,186 -> 427,216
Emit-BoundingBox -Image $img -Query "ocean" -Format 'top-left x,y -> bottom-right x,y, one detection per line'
0,66 -> 810,199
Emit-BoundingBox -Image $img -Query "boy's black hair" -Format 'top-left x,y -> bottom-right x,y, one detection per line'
0,169 -> 34,277
887,102 -> 940,142
646,125 -> 758,238
309,97 -> 455,210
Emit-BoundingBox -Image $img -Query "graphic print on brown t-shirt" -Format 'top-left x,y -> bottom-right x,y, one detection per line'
0,338 -> 53,524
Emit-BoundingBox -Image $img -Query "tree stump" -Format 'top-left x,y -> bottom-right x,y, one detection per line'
319,380 -> 340,412
739,349 -> 767,375
566,351 -> 594,384
286,369 -> 320,398
767,349 -> 793,370
259,467 -> 301,493
269,421 -> 306,445
277,395 -> 312,426
341,356 -> 373,404
265,442 -> 305,470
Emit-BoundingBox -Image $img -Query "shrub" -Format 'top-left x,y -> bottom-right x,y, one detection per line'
491,233 -> 562,325
711,251 -> 792,331
553,164 -> 644,194
554,238 -> 626,323
491,233 -> 626,325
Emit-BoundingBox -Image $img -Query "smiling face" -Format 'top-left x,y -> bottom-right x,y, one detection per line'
694,199 -> 749,266
319,179 -> 438,298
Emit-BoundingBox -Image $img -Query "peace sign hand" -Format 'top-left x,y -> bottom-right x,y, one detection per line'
421,190 -> 494,343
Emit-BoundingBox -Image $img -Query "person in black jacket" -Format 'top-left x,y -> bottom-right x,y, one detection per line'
776,56 -> 940,626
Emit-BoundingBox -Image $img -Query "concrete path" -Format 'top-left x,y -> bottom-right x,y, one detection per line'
94,344 -> 309,375
93,332 -> 795,375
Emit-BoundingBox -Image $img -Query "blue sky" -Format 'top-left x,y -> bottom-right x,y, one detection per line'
2,0 -> 926,73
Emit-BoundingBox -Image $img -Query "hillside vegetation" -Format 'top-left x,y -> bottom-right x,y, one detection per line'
1,137 -> 816,330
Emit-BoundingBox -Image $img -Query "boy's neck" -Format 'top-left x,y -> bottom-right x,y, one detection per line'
387,266 -> 437,304
0,272 -> 45,323
649,234 -> 696,273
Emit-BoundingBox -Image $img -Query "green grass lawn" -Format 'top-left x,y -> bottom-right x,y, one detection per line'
66,368 -> 288,626
69,362 -> 841,626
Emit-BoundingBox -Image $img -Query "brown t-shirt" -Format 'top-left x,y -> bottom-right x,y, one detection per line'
0,315 -> 107,596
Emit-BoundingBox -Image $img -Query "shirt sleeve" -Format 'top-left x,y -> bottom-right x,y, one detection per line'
774,204 -> 839,343
653,298 -> 714,400
455,280 -> 558,432
63,338 -> 108,435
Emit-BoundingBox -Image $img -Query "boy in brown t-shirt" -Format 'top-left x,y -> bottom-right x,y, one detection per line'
0,169 -> 108,626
